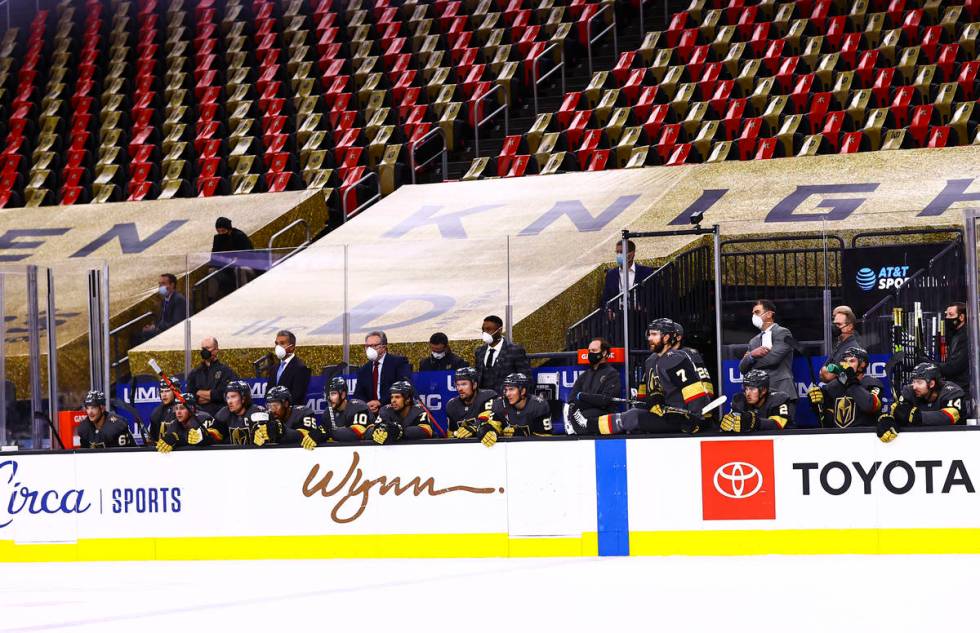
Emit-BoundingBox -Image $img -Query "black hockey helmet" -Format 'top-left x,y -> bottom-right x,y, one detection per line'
910,362 -> 941,385
159,379 -> 180,392
175,393 -> 197,411
841,346 -> 870,365
647,318 -> 681,344
742,369 -> 770,390
454,367 -> 479,386
389,380 -> 415,398
502,373 -> 530,392
83,390 -> 106,407
326,376 -> 349,396
225,380 -> 252,405
265,385 -> 292,404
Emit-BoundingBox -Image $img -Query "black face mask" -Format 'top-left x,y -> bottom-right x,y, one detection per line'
831,325 -> 842,338
588,351 -> 605,365
200,348 -> 212,361
945,318 -> 961,334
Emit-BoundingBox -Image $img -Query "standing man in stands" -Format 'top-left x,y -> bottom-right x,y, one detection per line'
186,336 -> 238,416
739,300 -> 797,403
939,302 -> 970,394
565,337 -> 621,435
140,273 -> 186,340
474,315 -> 530,394
419,332 -> 468,371
820,306 -> 863,382
268,329 -> 311,407
353,330 -> 412,415
601,240 -> 655,316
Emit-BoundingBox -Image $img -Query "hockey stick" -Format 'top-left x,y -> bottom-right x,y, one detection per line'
605,394 -> 728,415
883,350 -> 905,404
148,358 -> 188,406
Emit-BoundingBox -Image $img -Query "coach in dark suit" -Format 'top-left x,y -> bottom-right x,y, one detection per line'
141,273 -> 187,339
601,239 -> 656,310
353,330 -> 413,414
738,299 -> 797,401
268,329 -> 312,406
474,315 -> 531,394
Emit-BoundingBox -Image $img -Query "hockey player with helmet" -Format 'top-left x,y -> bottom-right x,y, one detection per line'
199,380 -> 267,446
372,381 -> 437,444
877,362 -> 966,443
466,373 -> 552,447
807,346 -> 883,428
672,321 -> 716,406
156,393 -> 212,453
77,390 -> 135,449
598,319 -> 709,435
448,367 -> 496,436
720,369 -> 794,433
323,376 -> 376,442
253,386 -> 327,450
148,379 -> 179,443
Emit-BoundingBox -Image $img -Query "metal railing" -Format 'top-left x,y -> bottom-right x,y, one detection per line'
268,219 -> 311,269
531,42 -> 566,116
586,3 -> 618,77
408,126 -> 448,184
341,170 -> 382,221
109,311 -> 154,370
472,83 -> 509,158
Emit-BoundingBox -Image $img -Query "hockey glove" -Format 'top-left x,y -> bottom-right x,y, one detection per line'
453,419 -> 478,439
156,432 -> 179,454
877,413 -> 899,443
720,410 -> 756,433
480,428 -> 498,448
893,401 -> 921,425
187,428 -> 203,446
298,429 -> 317,451
253,425 -> 270,447
838,366 -> 858,387
807,386 -> 824,415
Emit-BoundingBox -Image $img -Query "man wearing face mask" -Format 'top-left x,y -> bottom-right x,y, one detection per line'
474,315 -> 531,395
739,300 -> 797,403
353,330 -> 413,415
419,332 -> 468,371
565,337 -> 621,435
938,302 -> 970,394
820,306 -> 863,383
186,336 -> 238,416
140,273 -> 187,340
601,240 -> 655,316
267,329 -> 311,407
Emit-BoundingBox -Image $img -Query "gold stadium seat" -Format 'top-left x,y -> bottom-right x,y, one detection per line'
849,0 -> 868,28
801,35 -> 825,68
357,74 -> 384,106
796,134 -> 827,156
881,129 -> 913,150
438,102 -> 462,151
297,114 -> 324,146
363,92 -> 387,120
533,132 -> 562,167
368,127 -> 396,168
304,169 -> 335,190
692,120 -> 720,157
163,127 -> 190,153
433,85 -> 457,111
462,157 -> 491,180
228,101 -> 255,128
939,7 -> 963,38
877,30 -> 904,66
366,108 -> 393,140
526,113 -> 554,153
614,127 -> 643,168
101,94 -> 126,117
735,59 -> 762,94
32,151 -> 57,171
896,47 -> 922,83
162,160 -> 190,182
959,23 -> 979,57
97,146 -> 123,166
861,108 -> 887,150
226,36 -> 248,55
649,50 -> 675,83
489,46 -> 513,75
950,102 -> 976,144
681,100 -> 708,134
538,151 -> 572,176
494,62 -> 520,105
417,35 -> 441,65
233,156 -> 257,177
831,70 -> 855,108
164,107 -> 190,133
845,89 -> 871,129
166,40 -> 190,60
157,179 -> 191,200
229,119 -> 257,142
551,23 -> 573,47
913,65 -> 936,102
231,174 -> 261,195
476,13 -> 502,40
378,144 -> 403,195
605,107 -> 631,144
748,77 -> 776,113
303,150 -> 330,172
421,52 -> 446,79
772,3 -> 797,32
594,89 -> 621,127
100,129 -> 125,149
624,146 -> 650,168
27,170 -> 54,191
712,25 -> 736,56
933,83 -> 958,122
722,43 -> 747,78
863,13 -> 885,49
425,69 -> 450,100
659,68 -> 687,101
706,140 -> 734,162
228,137 -> 258,161
775,114 -> 803,156
300,132 -> 330,163
24,187 -> 52,207
92,184 -> 119,204
814,52 -> 842,91
699,9 -> 721,40
100,111 -> 124,133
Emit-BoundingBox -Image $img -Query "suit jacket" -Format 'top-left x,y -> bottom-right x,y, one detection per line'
601,264 -> 656,309
474,339 -> 531,394
157,292 -> 187,332
939,326 -> 971,392
270,356 -> 312,406
353,353 -> 412,404
418,350 -> 469,372
738,323 -> 797,400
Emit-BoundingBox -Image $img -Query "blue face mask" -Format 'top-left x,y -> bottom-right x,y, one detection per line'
616,254 -> 625,267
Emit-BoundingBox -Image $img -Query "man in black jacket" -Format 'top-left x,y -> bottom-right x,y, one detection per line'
419,332 -> 468,371
939,302 -> 970,394
140,273 -> 186,340
211,217 -> 256,299
565,337 -> 621,435
186,336 -> 239,416
268,329 -> 312,407
474,315 -> 531,394
353,330 -> 413,415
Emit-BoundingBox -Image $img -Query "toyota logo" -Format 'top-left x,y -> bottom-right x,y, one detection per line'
713,461 -> 763,499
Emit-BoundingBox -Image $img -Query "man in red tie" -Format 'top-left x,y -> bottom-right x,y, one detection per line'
352,330 -> 413,415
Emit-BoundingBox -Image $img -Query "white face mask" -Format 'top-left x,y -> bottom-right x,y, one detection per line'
481,331 -> 496,345
274,345 -> 287,360
431,351 -> 446,359
365,346 -> 379,362
158,286 -> 169,297
751,313 -> 764,330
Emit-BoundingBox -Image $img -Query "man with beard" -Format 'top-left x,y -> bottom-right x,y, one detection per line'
323,377 -> 375,442
253,386 -> 327,450
448,367 -> 497,436
877,362 -> 966,443
372,381 -> 437,444
807,346 -> 883,429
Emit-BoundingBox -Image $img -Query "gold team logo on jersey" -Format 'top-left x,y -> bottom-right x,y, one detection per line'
834,397 -> 856,428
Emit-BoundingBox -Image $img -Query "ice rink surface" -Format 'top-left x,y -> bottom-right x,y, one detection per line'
0,554 -> 973,632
